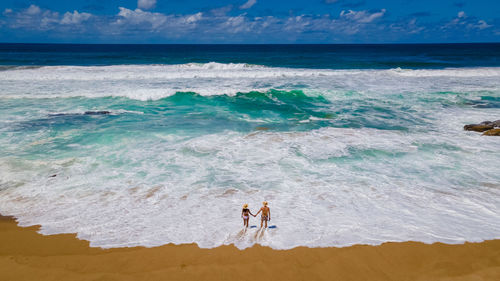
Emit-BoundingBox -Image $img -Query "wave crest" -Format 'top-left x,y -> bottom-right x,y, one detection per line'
1,63 -> 499,101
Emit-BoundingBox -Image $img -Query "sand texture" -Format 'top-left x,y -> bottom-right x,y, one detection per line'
1,215 -> 499,281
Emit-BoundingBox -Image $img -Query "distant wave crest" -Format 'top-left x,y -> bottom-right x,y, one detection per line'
0,63 -> 499,101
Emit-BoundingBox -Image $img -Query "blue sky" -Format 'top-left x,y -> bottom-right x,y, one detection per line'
0,0 -> 498,43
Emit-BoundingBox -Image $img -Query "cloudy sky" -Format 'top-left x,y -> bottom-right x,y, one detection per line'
0,0 -> 498,43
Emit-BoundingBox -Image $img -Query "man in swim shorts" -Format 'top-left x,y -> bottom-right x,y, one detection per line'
254,201 -> 271,228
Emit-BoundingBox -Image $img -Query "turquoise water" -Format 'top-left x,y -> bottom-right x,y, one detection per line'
0,45 -> 499,249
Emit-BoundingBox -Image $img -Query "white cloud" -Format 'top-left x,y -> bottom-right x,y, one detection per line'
477,20 -> 492,30
468,20 -> 492,30
26,4 -> 41,15
61,10 -> 92,25
138,0 -> 156,10
340,9 -> 386,23
223,14 -> 249,33
444,11 -> 467,28
442,11 -> 492,31
284,15 -> 311,32
2,5 -> 496,43
40,11 -> 60,28
3,5 -> 95,30
240,0 -> 257,10
116,7 -> 167,29
209,5 -> 233,17
185,12 -> 203,24
390,18 -> 424,35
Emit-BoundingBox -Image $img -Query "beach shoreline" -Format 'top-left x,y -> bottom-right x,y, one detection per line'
1,214 -> 499,281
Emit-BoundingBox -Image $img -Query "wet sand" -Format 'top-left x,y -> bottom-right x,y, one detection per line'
1,215 -> 499,281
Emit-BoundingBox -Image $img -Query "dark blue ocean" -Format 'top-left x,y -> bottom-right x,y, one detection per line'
1,43 -> 499,68
0,43 -> 499,249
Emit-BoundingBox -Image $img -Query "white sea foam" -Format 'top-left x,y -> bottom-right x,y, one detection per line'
0,63 -> 499,249
1,115 -> 500,249
388,67 -> 500,77
0,63 -> 499,100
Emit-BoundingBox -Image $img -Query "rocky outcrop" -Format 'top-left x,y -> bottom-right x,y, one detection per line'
464,123 -> 494,132
464,120 -> 500,136
483,128 -> 500,136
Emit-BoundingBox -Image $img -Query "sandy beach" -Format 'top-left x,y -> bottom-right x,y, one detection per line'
1,215 -> 499,281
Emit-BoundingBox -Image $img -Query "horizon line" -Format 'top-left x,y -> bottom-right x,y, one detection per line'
1,42 -> 500,45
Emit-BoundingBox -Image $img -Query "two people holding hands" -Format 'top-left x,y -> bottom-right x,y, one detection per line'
241,201 -> 271,228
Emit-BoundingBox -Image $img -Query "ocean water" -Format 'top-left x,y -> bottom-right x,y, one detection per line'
0,44 -> 499,249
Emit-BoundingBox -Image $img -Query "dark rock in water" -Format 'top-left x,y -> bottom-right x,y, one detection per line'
464,119 -> 500,132
49,111 -> 111,117
483,128 -> 500,136
84,111 -> 111,115
478,120 -> 500,127
464,123 -> 494,132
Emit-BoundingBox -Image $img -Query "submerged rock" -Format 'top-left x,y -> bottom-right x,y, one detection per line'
483,128 -> 500,136
84,111 -> 111,115
49,111 -> 112,117
255,126 -> 270,131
